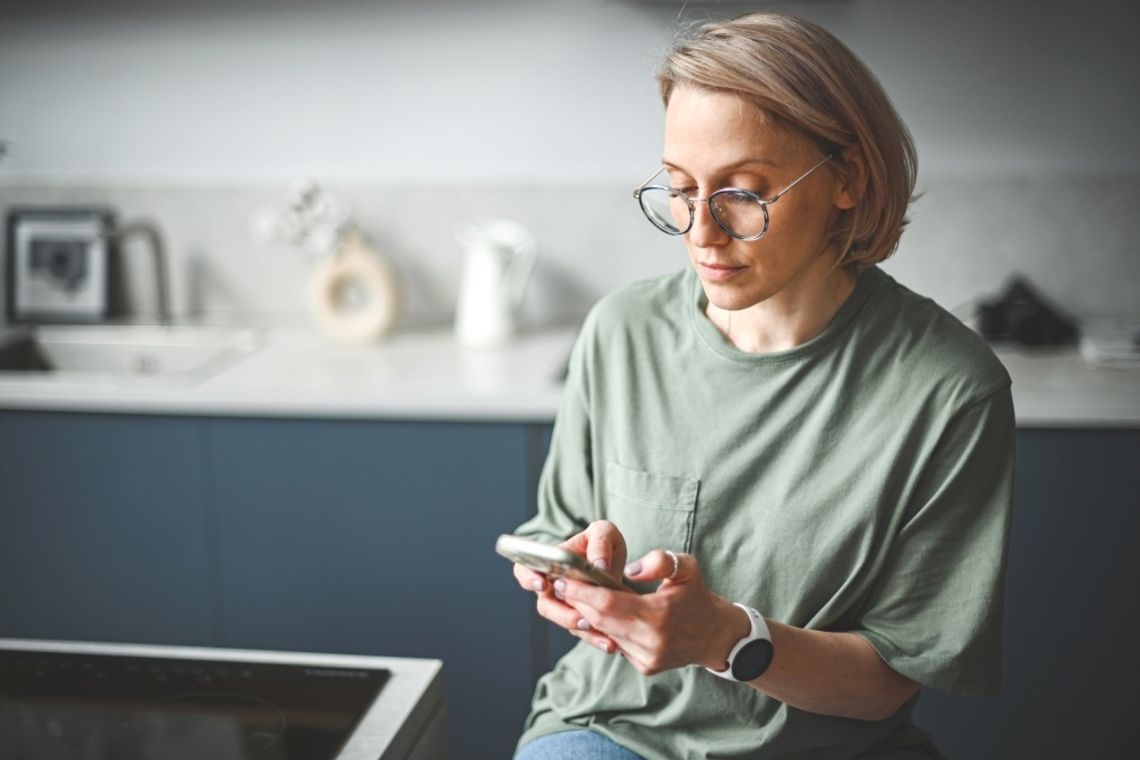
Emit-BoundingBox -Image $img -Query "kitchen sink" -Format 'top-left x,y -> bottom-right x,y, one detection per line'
0,324 -> 263,386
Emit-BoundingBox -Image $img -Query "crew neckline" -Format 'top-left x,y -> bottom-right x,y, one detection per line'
688,265 -> 885,365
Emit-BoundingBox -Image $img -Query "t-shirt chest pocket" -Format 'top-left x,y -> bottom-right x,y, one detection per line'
603,461 -> 700,562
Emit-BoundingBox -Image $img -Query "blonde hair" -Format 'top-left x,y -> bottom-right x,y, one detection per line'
658,13 -> 918,269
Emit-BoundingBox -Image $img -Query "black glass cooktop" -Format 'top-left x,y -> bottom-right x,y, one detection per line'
0,650 -> 389,760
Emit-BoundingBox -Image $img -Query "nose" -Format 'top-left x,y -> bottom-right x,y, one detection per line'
688,197 -> 730,248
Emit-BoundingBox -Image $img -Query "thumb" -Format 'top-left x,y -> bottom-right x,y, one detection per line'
624,549 -> 695,584
585,540 -> 613,575
583,520 -> 625,576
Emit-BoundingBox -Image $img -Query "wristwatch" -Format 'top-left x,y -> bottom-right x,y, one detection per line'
706,603 -> 774,682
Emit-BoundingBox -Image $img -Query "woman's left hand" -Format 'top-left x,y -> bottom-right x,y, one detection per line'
554,550 -> 749,676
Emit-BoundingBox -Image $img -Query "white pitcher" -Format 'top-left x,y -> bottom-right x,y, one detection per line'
454,220 -> 538,348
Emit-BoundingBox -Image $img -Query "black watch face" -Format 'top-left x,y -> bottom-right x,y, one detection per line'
731,639 -> 774,681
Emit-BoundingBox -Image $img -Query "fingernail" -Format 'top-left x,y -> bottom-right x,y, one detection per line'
596,639 -> 611,653
576,618 -> 591,631
624,561 -> 641,577
553,579 -> 566,594
592,557 -> 609,572
531,579 -> 544,592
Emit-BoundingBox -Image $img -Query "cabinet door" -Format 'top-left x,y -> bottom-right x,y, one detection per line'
0,410 -> 217,645
209,417 -> 535,760
914,428 -> 1140,758
524,424 -> 580,676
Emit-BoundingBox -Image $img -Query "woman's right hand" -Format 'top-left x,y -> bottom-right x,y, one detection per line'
512,520 -> 627,653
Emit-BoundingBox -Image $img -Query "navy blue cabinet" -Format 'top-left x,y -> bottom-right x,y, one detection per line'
0,410 -> 217,646
913,428 -> 1140,759
0,410 -> 549,759
4,408 -> 1135,759
207,417 -> 537,758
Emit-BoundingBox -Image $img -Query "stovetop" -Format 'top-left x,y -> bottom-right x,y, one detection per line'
0,648 -> 389,760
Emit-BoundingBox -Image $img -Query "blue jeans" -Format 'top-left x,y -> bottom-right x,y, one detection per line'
515,730 -> 644,760
514,730 -> 934,759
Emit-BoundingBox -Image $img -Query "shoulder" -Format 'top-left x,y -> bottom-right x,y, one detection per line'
562,269 -> 690,394
859,268 -> 1011,408
579,268 -> 691,344
590,268 -> 690,324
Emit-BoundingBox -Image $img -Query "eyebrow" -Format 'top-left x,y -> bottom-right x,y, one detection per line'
661,156 -> 780,174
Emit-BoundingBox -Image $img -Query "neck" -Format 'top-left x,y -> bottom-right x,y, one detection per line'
710,259 -> 858,354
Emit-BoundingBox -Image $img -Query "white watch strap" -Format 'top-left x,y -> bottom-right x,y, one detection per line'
705,603 -> 771,681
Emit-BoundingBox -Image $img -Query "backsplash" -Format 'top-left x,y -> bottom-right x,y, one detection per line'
2,175 -> 1138,333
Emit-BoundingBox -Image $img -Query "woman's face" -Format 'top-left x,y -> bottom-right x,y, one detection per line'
662,86 -> 853,312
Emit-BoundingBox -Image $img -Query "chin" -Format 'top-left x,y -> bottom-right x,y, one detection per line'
700,279 -> 774,312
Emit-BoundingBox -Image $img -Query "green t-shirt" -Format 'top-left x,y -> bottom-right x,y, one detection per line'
514,265 -> 1015,759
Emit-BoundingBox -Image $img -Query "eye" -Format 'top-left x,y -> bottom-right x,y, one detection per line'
728,174 -> 770,197
729,183 -> 767,197
666,173 -> 694,191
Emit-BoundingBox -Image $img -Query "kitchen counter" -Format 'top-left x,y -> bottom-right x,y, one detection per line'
0,326 -> 578,423
0,325 -> 1137,427
992,345 -> 1140,428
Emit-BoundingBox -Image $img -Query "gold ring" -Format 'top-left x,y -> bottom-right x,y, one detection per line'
665,550 -> 680,579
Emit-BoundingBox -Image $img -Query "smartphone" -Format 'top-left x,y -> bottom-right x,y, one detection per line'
496,534 -> 625,591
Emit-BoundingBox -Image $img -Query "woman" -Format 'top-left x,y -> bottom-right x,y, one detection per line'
511,12 -> 1013,760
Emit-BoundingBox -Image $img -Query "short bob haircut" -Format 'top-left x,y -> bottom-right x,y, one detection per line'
658,13 -> 918,269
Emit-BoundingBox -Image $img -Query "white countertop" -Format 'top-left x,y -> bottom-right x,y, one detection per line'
0,325 -> 577,423
991,345 -> 1140,428
0,325 -> 1137,428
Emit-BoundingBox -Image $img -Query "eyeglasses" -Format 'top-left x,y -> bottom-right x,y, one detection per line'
632,153 -> 834,241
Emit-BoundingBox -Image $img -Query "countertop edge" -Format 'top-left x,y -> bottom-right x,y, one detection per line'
1,330 -> 1137,428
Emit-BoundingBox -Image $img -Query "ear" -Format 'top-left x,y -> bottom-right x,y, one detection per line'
834,144 -> 868,211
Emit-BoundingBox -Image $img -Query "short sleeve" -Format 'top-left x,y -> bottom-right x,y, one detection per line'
513,319 -> 596,544
852,385 -> 1015,697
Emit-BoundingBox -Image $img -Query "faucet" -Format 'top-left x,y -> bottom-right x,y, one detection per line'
104,221 -> 172,326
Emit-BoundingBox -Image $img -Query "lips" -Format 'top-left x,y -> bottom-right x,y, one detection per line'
698,262 -> 746,282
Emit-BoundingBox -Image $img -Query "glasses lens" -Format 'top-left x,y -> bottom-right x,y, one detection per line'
639,188 -> 690,235
711,190 -> 768,239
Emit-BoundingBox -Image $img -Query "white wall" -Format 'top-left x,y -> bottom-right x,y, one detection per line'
2,0 -> 1139,183
2,0 -> 1138,328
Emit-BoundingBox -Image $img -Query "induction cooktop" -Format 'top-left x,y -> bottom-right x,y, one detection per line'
0,643 -> 390,760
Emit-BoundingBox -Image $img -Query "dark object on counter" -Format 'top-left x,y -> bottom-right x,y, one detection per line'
5,208 -> 171,326
977,276 -> 1078,347
5,208 -> 115,324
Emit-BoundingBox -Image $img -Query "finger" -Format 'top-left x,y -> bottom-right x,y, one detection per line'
568,614 -> 641,663
535,591 -> 590,631
536,589 -> 614,638
593,636 -> 619,654
536,595 -> 619,652
560,533 -> 587,556
556,581 -> 645,652
571,628 -> 620,654
564,592 -> 654,661
513,563 -> 547,593
571,614 -> 664,675
556,577 -> 630,616
624,549 -> 696,585
584,520 -> 624,575
608,637 -> 653,671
